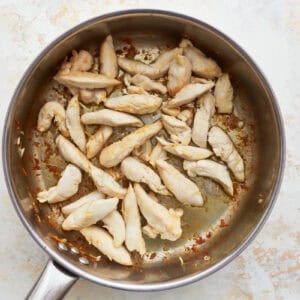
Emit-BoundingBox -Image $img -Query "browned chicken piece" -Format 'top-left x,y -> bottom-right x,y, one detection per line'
104,94 -> 162,115
214,73 -> 234,114
99,121 -> 162,168
180,39 -> 222,79
55,71 -> 120,89
167,82 -> 214,108
208,126 -> 245,182
167,55 -> 192,96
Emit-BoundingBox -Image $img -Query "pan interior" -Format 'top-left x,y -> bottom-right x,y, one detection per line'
5,12 -> 282,286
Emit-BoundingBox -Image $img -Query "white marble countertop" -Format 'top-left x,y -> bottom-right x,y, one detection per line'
0,1 -> 299,299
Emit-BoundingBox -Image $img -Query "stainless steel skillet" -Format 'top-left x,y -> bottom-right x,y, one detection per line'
2,9 -> 285,300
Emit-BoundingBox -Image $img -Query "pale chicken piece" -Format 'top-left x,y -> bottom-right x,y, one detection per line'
56,135 -> 127,198
183,160 -> 234,196
69,50 -> 93,72
167,82 -> 214,108
134,183 -> 183,241
130,74 -> 167,94
86,126 -> 113,159
102,210 -> 126,247
104,94 -> 162,115
167,55 -> 192,96
54,71 -> 120,89
142,225 -> 159,239
156,137 -> 212,160
62,197 -> 118,231
56,135 -> 91,173
89,165 -> 127,199
79,89 -> 106,104
81,109 -> 143,127
132,139 -> 152,162
100,35 -> 118,81
99,121 -> 162,168
118,47 -> 182,79
149,142 -> 168,168
37,164 -> 81,204
192,92 -> 216,148
156,160 -> 203,206
62,191 -> 105,215
214,73 -> 234,114
123,73 -> 132,87
37,101 -> 69,137
80,226 -> 133,266
161,114 -> 191,145
208,126 -> 244,182
126,85 -> 147,95
180,39 -> 222,79
121,157 -> 170,195
122,185 -> 146,255
177,108 -> 194,126
66,95 -> 86,152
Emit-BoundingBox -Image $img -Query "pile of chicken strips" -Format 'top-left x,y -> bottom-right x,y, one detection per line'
36,35 -> 245,266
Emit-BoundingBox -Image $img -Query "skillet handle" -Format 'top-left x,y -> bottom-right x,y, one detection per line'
26,260 -> 78,300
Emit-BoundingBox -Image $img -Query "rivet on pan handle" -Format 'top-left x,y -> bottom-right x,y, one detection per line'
26,260 -> 78,300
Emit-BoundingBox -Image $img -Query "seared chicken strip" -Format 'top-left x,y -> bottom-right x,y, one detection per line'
62,190 -> 105,215
130,74 -> 167,94
86,126 -> 113,159
102,210 -> 126,247
156,137 -> 212,160
167,55 -> 192,96
180,39 -> 222,79
56,135 -> 126,198
104,94 -> 162,115
183,160 -> 234,196
214,73 -> 234,114
149,142 -> 168,168
81,109 -> 143,127
208,126 -> 244,182
55,71 -> 120,89
167,82 -> 214,108
62,197 -> 118,231
121,157 -> 170,195
156,160 -> 203,206
177,108 -> 194,126
192,92 -> 216,148
161,114 -> 191,145
37,101 -> 69,137
134,183 -> 183,241
122,185 -> 146,255
100,35 -> 118,82
81,226 -> 133,266
99,121 -> 162,168
132,139 -> 152,162
118,48 -> 182,79
66,95 -> 86,152
79,89 -> 106,104
37,164 -> 81,204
